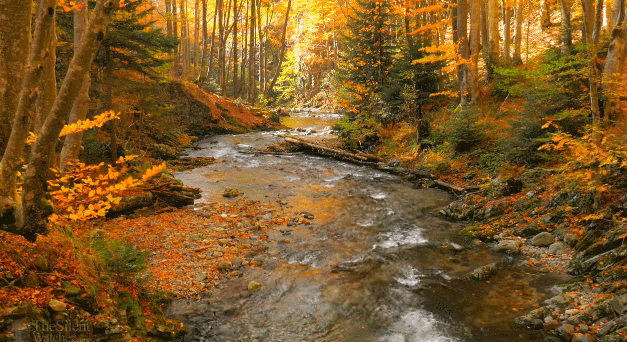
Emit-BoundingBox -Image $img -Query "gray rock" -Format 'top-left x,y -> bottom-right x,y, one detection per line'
465,263 -> 498,280
572,333 -> 594,342
548,242 -> 569,255
492,239 -> 522,254
48,299 -> 66,312
194,274 -> 207,282
597,316 -> 627,336
544,293 -> 574,309
532,232 -> 555,247
556,323 -> 575,341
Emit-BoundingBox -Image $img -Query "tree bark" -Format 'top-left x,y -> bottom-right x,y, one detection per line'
172,0 -> 180,77
559,0 -> 573,56
601,0 -> 627,121
540,0 -> 551,29
513,1 -> 524,64
198,0 -> 208,84
206,0 -> 219,84
503,1 -> 512,64
487,0 -> 500,78
458,0 -> 471,105
470,0 -> 481,103
248,0 -> 256,104
232,0 -> 239,97
194,0 -> 199,70
0,0 -> 56,200
264,0 -> 292,100
35,6 -> 57,134
166,0 -> 173,37
60,0 -> 91,172
0,0 -> 31,156
19,0 -> 119,241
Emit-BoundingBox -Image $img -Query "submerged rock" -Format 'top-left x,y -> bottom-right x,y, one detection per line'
465,263 -> 498,280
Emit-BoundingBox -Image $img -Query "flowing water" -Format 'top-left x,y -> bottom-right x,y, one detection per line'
170,109 -> 569,342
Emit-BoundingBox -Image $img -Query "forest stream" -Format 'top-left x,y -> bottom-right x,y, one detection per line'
167,110 -> 570,342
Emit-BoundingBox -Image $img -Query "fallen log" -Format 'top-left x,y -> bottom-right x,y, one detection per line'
431,180 -> 481,193
282,136 -> 481,195
284,136 -> 381,162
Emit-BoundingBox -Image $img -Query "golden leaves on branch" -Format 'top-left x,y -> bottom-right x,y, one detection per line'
27,111 -> 120,145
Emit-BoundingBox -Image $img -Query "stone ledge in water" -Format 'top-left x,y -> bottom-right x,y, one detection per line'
465,263 -> 497,280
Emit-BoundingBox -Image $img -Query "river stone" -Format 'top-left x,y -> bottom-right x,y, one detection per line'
223,188 -> 240,198
572,333 -> 593,342
544,293 -> 574,308
465,263 -> 497,280
48,299 -> 66,312
250,259 -> 263,267
532,232 -> 555,247
548,242 -> 568,255
247,281 -> 262,292
492,239 -> 522,254
217,261 -> 231,270
556,323 -> 575,341
195,274 -> 207,282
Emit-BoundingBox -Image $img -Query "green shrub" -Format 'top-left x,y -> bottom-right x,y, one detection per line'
92,233 -> 148,281
431,107 -> 487,153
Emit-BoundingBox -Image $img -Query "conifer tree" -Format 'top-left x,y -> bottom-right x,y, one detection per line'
340,0 -> 394,116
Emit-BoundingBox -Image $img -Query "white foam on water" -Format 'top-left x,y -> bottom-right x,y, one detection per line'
370,192 -> 387,199
395,268 -> 423,287
378,310 -> 459,342
375,227 -> 428,249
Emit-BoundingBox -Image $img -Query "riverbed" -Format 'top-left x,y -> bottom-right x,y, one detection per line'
170,109 -> 569,342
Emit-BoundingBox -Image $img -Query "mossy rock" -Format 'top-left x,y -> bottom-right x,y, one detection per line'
152,144 -> 178,160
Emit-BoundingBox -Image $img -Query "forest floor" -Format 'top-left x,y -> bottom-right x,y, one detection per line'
0,81 -> 282,342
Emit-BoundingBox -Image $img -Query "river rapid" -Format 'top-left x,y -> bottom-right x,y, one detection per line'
170,109 -> 568,342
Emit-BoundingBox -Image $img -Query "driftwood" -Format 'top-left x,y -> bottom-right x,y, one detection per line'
284,136 -> 381,163
151,182 -> 201,207
283,136 -> 481,195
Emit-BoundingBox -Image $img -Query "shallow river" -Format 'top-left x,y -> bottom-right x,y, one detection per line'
172,110 -> 568,342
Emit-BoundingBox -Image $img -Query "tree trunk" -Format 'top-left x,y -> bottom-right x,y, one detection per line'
540,0 -> 551,29
264,0 -> 292,100
232,0 -> 239,97
248,0 -> 257,104
198,0 -> 208,84
559,0 -> 573,56
35,6 -> 57,134
18,0 -> 119,241
217,0 -> 225,93
601,0 -> 627,121
0,0 -> 56,200
470,0 -> 480,103
180,0 -> 189,78
487,0 -> 500,78
194,0 -> 199,71
172,0 -> 180,77
512,1 -> 524,64
206,1 -> 219,83
59,0 -> 90,172
166,0 -> 173,37
458,0 -> 470,105
503,1 -> 512,64
581,0 -> 604,123
257,0 -> 265,98
0,0 -> 31,156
